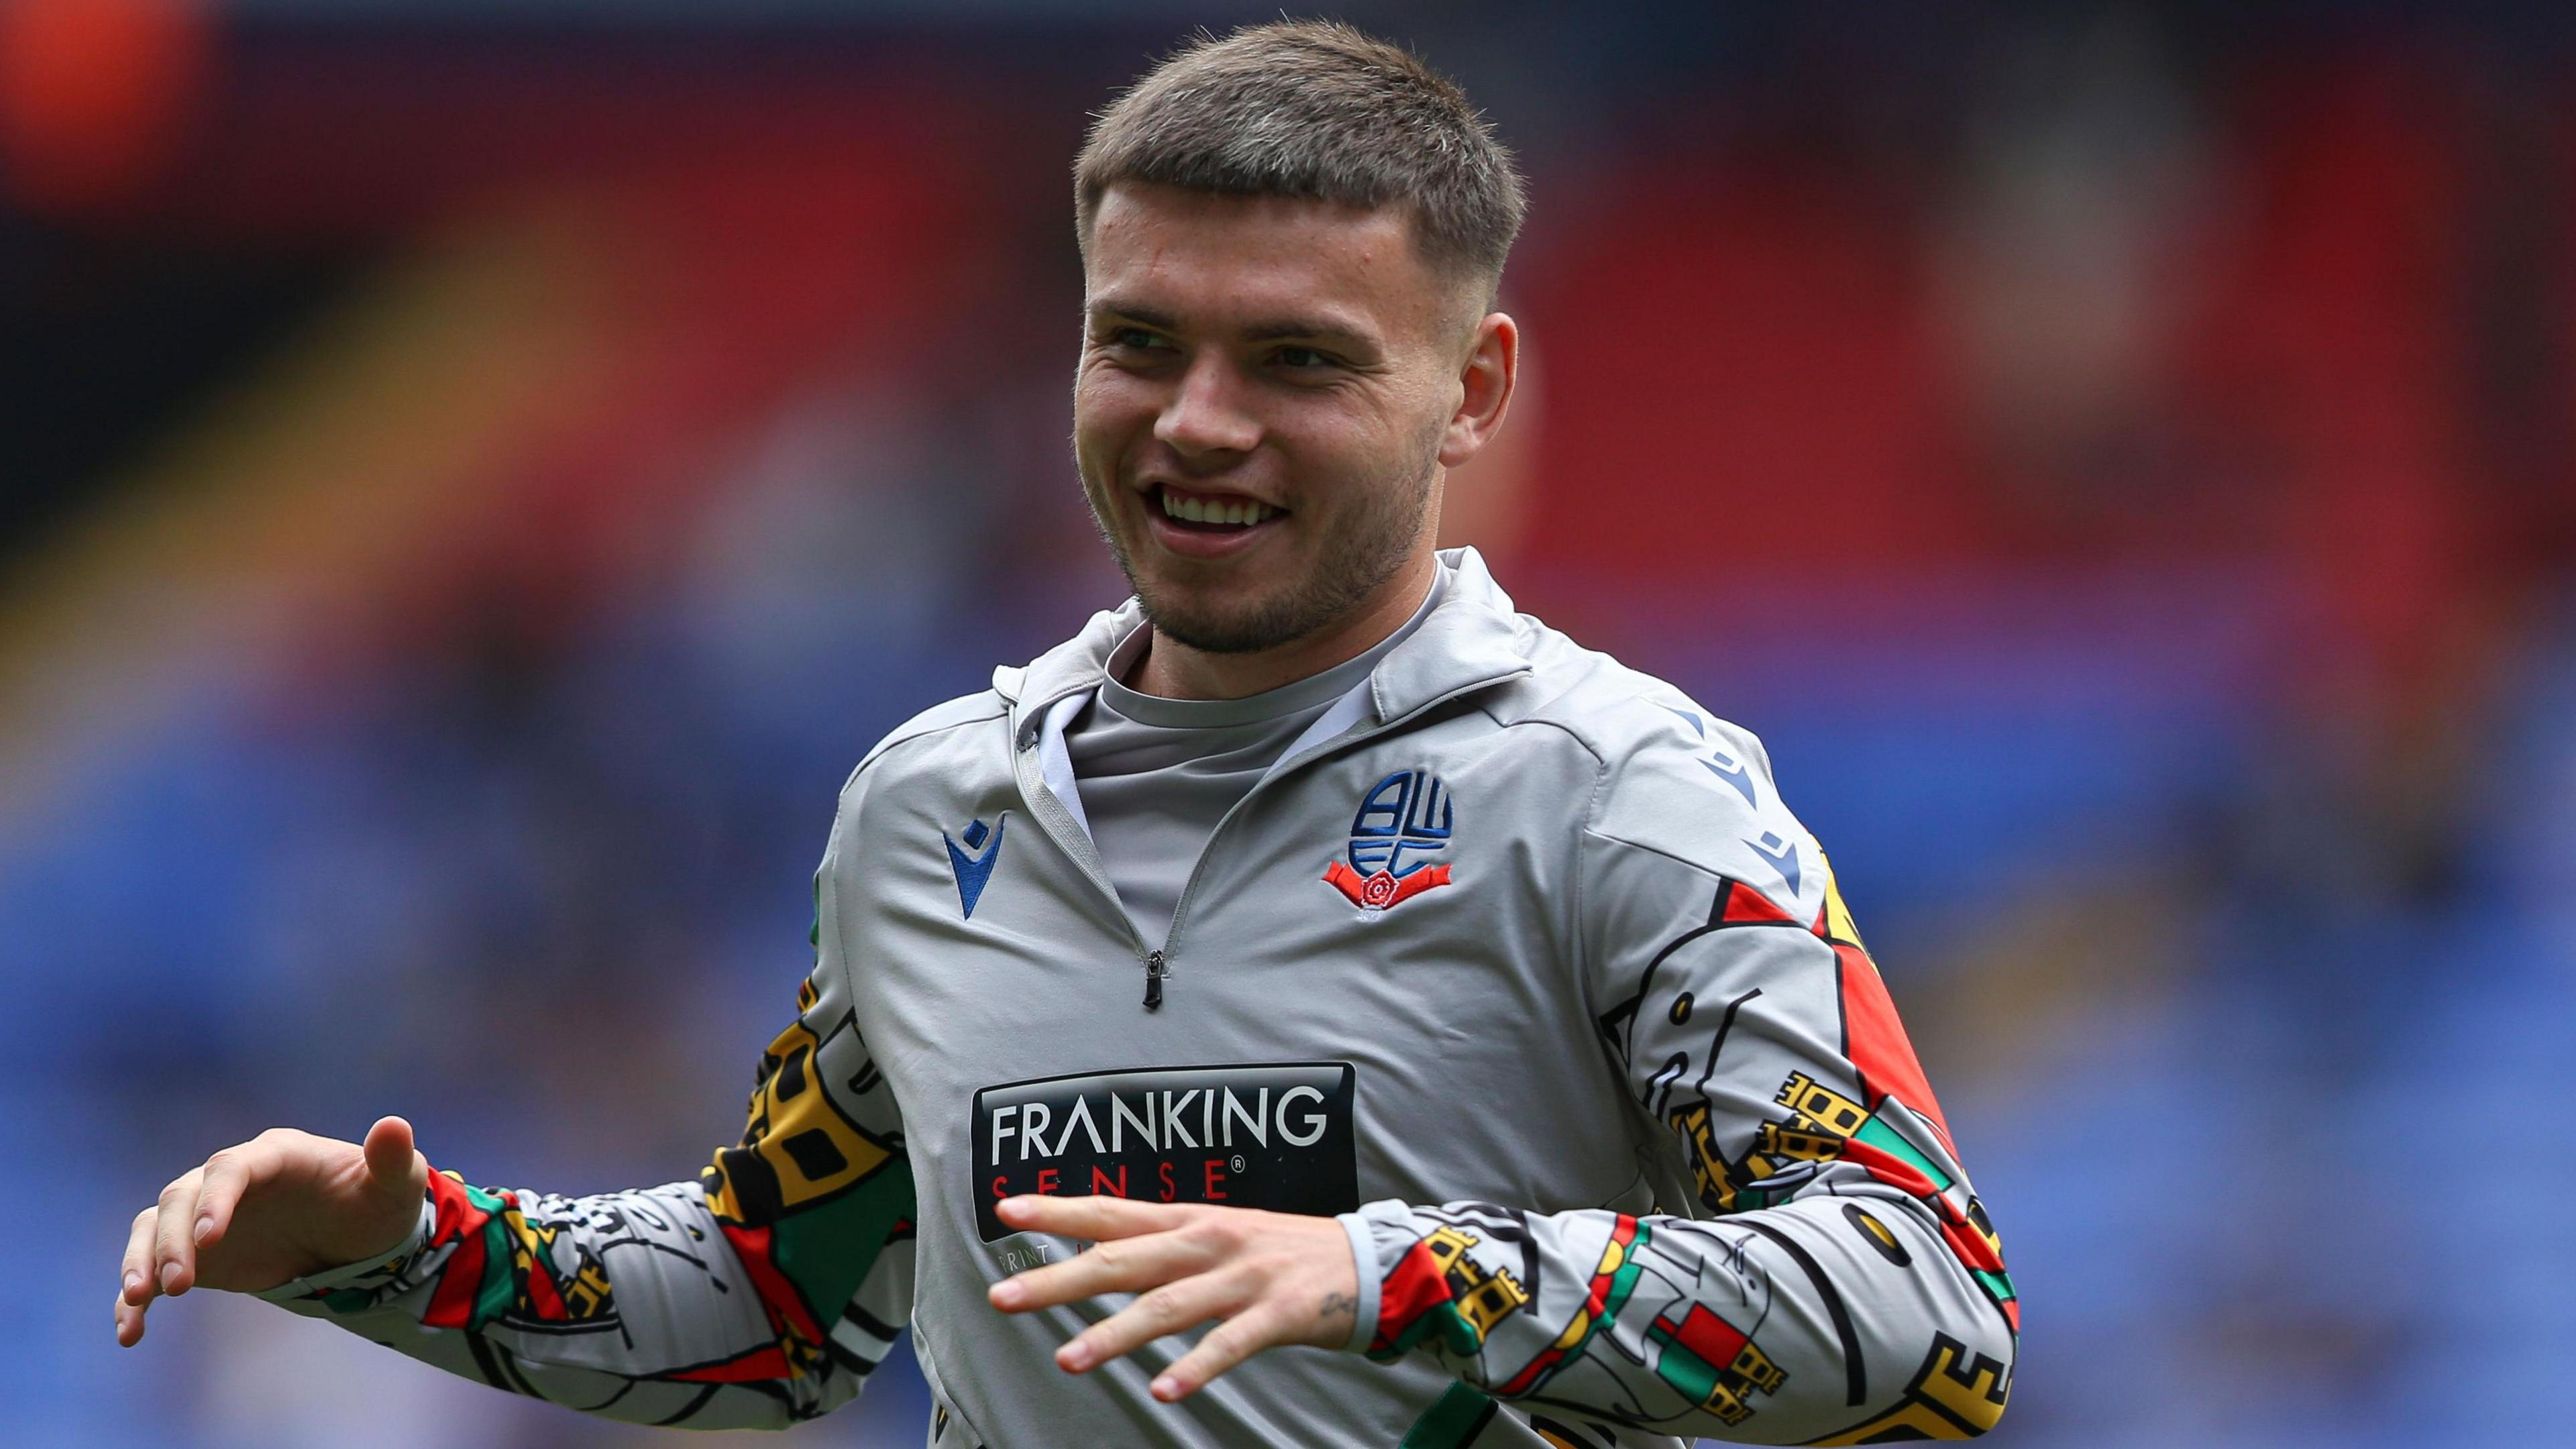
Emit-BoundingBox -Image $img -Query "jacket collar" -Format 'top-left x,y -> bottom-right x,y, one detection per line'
994,546 -> 1533,745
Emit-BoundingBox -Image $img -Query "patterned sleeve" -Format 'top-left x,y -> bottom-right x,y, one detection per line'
1339,709 -> 2017,1444
257,816 -> 914,1430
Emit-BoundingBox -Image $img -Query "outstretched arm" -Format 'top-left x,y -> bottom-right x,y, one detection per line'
117,822 -> 914,1431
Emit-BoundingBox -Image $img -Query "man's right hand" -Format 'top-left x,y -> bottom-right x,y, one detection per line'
116,1115 -> 431,1347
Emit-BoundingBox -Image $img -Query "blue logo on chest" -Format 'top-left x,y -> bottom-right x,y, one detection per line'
1348,770 -> 1453,878
1322,769 -> 1460,912
944,814 -> 1007,919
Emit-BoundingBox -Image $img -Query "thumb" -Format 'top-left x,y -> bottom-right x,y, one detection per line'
360,1115 -> 426,1199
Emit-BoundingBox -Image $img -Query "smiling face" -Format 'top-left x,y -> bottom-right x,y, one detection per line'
1074,182 -> 1510,663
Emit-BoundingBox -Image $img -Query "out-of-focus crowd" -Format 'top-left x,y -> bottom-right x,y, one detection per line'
4,5 -> 2571,1445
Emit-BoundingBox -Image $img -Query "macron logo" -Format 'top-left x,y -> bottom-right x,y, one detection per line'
944,815 -> 1007,920
1658,702 -> 1758,808
1748,829 -> 1801,896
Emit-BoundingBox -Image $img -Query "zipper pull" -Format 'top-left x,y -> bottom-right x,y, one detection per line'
1143,950 -> 1167,1010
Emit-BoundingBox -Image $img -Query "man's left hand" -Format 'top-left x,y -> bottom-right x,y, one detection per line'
985,1195 -> 1361,1402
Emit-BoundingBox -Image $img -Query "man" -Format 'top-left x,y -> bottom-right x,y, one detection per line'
115,21 -> 2015,1446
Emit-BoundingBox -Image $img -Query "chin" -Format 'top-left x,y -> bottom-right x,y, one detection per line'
1133,581 -> 1311,656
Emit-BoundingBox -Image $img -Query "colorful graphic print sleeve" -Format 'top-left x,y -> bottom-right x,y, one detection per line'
258,837 -> 916,1431
1344,714 -> 2016,1444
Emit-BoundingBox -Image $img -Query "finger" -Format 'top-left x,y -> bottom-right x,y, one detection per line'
991,1227 -> 1218,1313
362,1116 -> 422,1197
996,1194 -> 1201,1242
115,1288 -> 148,1348
151,1170 -> 205,1296
121,1207 -> 158,1307
1152,1302 -> 1296,1401
192,1142 -> 268,1251
1055,1269 -> 1252,1374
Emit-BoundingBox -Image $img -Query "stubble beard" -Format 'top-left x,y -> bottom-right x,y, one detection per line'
1081,431 -> 1442,657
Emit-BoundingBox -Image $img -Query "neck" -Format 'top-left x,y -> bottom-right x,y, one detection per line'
1130,549 -> 1440,701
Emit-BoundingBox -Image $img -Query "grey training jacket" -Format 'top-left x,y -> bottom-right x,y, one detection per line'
265,548 -> 2018,1446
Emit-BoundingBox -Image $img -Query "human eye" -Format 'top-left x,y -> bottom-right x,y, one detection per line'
1270,345 -> 1338,372
1104,325 -> 1168,352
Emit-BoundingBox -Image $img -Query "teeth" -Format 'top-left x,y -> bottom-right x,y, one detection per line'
1159,489 -> 1277,527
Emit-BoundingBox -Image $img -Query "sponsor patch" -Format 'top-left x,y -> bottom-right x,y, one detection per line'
971,1062 -> 1358,1241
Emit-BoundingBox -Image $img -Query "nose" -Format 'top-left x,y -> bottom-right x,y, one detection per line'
1153,352 -> 1260,460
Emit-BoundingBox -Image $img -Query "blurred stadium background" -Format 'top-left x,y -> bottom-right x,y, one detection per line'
6,1 -> 2574,1444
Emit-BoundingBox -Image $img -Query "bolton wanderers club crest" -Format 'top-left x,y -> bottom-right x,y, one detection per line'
1324,769 -> 1456,912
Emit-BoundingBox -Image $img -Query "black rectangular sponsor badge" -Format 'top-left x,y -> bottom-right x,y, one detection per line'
971,1061 -> 1357,1241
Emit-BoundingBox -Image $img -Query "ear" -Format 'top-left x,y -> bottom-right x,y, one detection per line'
1439,312 -> 1519,470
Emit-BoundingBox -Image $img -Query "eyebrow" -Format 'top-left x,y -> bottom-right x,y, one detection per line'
1089,299 -> 1380,348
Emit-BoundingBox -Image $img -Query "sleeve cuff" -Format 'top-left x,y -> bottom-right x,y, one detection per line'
254,1197 -> 436,1304
1335,1198 -> 1430,1354
1332,1209 -> 1383,1354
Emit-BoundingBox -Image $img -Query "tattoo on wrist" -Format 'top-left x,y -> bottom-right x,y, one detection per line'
1320,1291 -> 1357,1322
